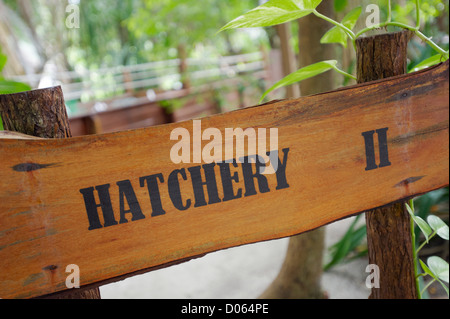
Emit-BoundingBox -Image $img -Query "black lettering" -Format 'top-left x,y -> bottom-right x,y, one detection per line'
188,163 -> 221,207
362,128 -> 391,171
81,148 -> 291,230
139,174 -> 166,217
117,180 -> 145,224
376,127 -> 391,168
80,184 -> 117,230
275,148 -> 290,190
241,155 -> 270,197
168,169 -> 191,211
218,159 -> 242,202
362,130 -> 378,171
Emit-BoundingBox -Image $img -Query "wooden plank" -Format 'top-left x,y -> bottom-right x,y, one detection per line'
0,61 -> 448,299
0,86 -> 101,299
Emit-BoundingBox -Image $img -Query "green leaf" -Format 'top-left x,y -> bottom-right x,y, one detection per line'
427,256 -> 449,283
260,60 -> 336,102
409,54 -> 448,73
427,215 -> 449,240
441,281 -> 449,296
219,0 -> 322,31
320,6 -> 361,48
0,80 -> 31,95
334,0 -> 347,12
340,6 -> 362,30
406,203 -> 432,242
414,188 -> 447,220
320,27 -> 348,48
419,259 -> 436,279
419,259 -> 448,297
0,53 -> 6,72
324,215 -> 365,271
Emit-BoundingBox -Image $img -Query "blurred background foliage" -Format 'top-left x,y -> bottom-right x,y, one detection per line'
0,0 -> 448,91
0,0 -> 266,75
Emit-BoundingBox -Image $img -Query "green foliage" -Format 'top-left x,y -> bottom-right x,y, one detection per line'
426,256 -> 449,283
221,0 -> 449,101
0,51 -> 31,95
220,0 -> 322,31
324,215 -> 367,271
6,0 -> 262,70
334,0 -> 348,13
260,60 -> 335,102
320,6 -> 362,48
0,51 -> 31,97
407,200 -> 449,298
128,0 -> 262,60
427,215 -> 449,240
0,53 -> 6,71
412,187 -> 449,244
419,257 -> 449,296
407,203 -> 433,243
324,187 -> 449,287
410,53 -> 448,72
0,50 -> 32,130
0,80 -> 31,95
71,0 -> 144,68
259,60 -> 355,102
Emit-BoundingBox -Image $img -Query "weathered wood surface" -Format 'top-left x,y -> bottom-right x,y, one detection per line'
0,61 -> 448,299
0,86 -> 101,299
357,30 -> 418,299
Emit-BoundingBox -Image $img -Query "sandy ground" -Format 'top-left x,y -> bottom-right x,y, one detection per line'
100,216 -> 372,299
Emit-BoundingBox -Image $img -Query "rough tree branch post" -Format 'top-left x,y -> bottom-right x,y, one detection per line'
357,30 -> 418,299
0,61 -> 449,299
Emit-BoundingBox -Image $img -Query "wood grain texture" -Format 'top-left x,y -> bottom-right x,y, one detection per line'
356,31 -> 413,84
366,202 -> 416,298
0,61 -> 448,299
357,30 -> 417,299
0,86 -> 101,299
0,86 -> 72,139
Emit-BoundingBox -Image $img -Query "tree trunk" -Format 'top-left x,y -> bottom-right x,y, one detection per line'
0,0 -> 27,76
259,228 -> 326,299
356,30 -> 418,299
0,86 -> 101,299
260,1 -> 335,299
297,2 -> 337,94
16,0 -> 47,69
275,22 -> 300,98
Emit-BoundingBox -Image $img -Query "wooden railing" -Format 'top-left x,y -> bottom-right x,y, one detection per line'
10,52 -> 267,110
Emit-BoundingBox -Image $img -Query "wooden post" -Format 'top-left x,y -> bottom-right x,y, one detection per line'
356,30 -> 418,299
0,86 -> 101,299
83,115 -> 103,135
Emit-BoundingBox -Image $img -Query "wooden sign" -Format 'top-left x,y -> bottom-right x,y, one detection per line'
0,61 -> 448,299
